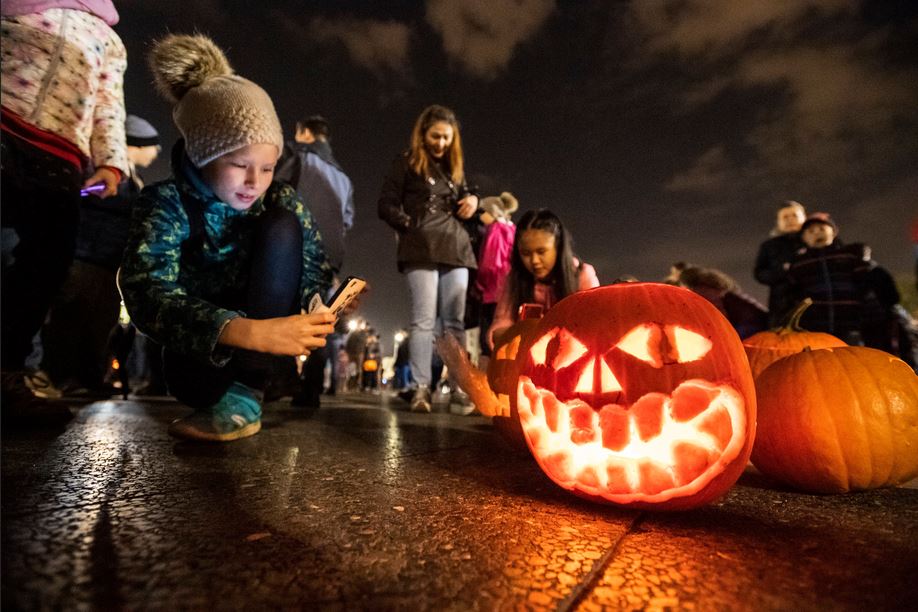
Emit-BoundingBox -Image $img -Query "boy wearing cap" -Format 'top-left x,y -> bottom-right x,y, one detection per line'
119,34 -> 334,441
786,212 -> 869,343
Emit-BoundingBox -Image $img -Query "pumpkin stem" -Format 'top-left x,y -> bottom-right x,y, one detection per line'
774,298 -> 814,333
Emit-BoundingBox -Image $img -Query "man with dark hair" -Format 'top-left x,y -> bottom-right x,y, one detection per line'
278,115 -> 354,274
274,115 -> 355,406
297,115 -> 330,141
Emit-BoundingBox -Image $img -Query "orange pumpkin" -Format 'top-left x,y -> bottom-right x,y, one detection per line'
752,346 -> 918,493
488,318 -> 540,451
488,318 -> 541,417
511,283 -> 757,510
742,298 -> 846,378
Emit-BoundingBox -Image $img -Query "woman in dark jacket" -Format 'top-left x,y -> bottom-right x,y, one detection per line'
378,105 -> 479,413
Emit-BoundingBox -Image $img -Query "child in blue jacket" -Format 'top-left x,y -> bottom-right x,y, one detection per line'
120,34 -> 334,441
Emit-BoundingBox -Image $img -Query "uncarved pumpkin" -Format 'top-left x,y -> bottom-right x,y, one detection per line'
511,283 -> 757,510
743,298 -> 846,378
752,346 -> 918,493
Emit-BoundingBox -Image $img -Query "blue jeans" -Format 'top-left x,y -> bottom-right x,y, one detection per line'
404,265 -> 468,387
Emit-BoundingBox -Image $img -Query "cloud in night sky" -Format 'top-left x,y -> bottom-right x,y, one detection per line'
305,17 -> 411,75
425,0 -> 556,79
629,0 -> 918,195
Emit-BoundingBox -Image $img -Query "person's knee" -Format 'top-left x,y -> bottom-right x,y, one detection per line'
257,208 -> 301,254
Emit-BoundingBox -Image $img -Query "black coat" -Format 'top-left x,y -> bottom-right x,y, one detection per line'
786,242 -> 869,341
377,153 -> 477,272
754,232 -> 803,326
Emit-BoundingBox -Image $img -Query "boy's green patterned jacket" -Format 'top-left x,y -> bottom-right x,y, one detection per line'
119,142 -> 332,366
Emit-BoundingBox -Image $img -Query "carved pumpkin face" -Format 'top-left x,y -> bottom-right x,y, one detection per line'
512,283 -> 757,510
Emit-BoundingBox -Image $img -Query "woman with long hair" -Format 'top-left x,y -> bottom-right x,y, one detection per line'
378,105 -> 479,413
487,208 -> 599,348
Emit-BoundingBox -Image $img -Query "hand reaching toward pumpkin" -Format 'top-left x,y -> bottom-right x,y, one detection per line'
434,334 -> 502,417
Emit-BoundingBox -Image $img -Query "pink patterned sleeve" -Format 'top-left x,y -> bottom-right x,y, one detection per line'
88,27 -> 128,174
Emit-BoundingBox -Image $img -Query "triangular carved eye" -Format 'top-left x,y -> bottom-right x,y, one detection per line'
552,328 -> 588,369
665,325 -> 712,362
529,328 -> 557,366
615,324 -> 663,368
574,357 -> 624,394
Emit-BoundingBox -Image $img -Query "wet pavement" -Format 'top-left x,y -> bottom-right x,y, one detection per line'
2,391 -> 916,611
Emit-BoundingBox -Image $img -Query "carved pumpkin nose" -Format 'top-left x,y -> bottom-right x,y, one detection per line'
574,357 -> 623,394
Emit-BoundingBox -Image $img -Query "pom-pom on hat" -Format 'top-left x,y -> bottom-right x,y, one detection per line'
479,192 -> 519,222
801,211 -> 838,234
147,34 -> 283,168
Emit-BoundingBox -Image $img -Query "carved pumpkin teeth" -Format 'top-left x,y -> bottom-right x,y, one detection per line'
630,393 -> 667,442
517,377 -> 747,502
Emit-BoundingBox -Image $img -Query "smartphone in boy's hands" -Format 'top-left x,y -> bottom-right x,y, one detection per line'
298,277 -> 365,374
308,276 -> 366,317
327,276 -> 366,316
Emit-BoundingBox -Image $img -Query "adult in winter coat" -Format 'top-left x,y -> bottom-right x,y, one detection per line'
786,213 -> 869,344
275,115 -> 355,407
276,115 -> 354,276
754,200 -> 806,326
377,104 -> 479,414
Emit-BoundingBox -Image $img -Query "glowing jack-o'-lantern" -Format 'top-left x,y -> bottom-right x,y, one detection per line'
512,283 -> 757,510
488,318 -> 541,450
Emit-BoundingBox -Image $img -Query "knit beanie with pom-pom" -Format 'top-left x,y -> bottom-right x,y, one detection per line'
479,192 -> 519,222
147,34 -> 283,168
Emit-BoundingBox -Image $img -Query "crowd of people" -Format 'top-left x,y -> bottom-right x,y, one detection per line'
2,6 -> 915,443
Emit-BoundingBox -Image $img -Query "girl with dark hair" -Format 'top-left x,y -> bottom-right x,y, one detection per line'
377,105 -> 479,413
487,209 -> 599,348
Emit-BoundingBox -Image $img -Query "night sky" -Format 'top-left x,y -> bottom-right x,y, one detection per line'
116,0 -> 918,352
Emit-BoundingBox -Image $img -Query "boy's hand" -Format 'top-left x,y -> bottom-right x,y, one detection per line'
220,312 -> 336,355
261,312 -> 336,356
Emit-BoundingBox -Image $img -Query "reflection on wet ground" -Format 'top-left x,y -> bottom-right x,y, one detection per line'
3,392 -> 916,610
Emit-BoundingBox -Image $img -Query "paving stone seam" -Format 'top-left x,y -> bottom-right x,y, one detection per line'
554,513 -> 647,611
